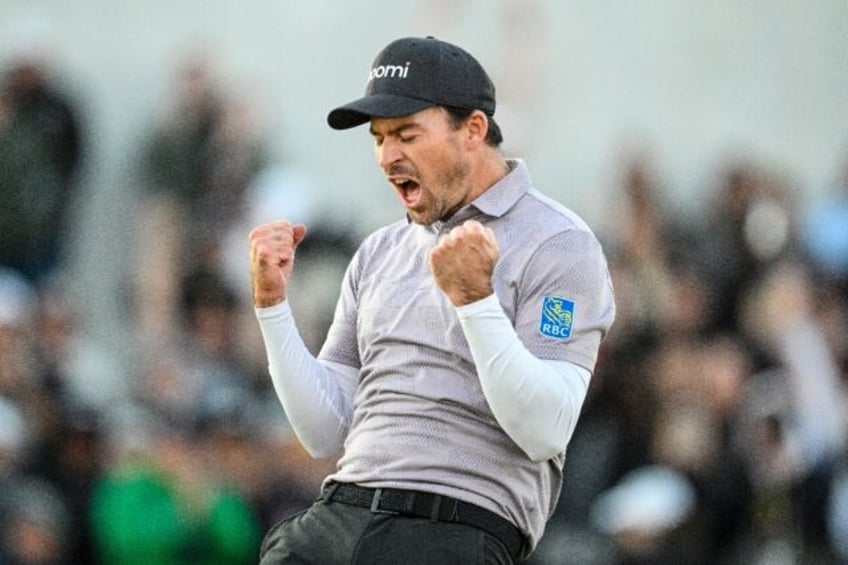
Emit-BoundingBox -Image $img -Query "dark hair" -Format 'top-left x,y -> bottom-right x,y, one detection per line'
443,106 -> 503,148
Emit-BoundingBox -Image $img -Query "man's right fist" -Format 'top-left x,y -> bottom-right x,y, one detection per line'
248,220 -> 307,308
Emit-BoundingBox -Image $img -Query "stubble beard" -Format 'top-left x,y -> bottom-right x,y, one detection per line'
410,155 -> 472,226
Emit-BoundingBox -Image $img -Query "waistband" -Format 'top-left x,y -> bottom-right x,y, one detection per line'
321,481 -> 526,559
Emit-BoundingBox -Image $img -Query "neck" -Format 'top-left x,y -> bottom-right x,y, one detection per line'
467,150 -> 510,202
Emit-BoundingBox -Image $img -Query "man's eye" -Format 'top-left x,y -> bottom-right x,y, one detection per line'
399,135 -> 416,143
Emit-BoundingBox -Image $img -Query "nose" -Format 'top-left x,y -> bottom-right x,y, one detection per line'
376,138 -> 403,171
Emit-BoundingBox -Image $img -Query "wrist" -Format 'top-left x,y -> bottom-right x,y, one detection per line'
455,292 -> 500,316
448,286 -> 493,307
254,292 -> 286,308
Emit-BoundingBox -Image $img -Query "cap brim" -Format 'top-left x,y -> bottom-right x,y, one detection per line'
327,94 -> 435,130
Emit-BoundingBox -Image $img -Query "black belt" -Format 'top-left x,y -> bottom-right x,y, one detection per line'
322,481 -> 525,559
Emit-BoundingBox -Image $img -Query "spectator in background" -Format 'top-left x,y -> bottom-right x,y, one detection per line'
697,160 -> 798,335
734,262 -> 847,562
89,401 -> 263,564
0,268 -> 80,563
133,268 -> 264,430
0,56 -> 84,283
801,151 -> 848,297
0,475 -> 70,565
0,266 -> 124,561
135,53 -> 266,342
30,278 -> 125,411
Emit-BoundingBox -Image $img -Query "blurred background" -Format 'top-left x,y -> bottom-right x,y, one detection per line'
1,1 -> 847,563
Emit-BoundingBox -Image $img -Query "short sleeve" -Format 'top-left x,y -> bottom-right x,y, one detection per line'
513,228 -> 616,370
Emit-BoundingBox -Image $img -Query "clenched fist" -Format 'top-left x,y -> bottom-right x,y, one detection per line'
248,220 -> 307,308
428,219 -> 499,306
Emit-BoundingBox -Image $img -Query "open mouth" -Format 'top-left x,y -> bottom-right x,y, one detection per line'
389,176 -> 422,209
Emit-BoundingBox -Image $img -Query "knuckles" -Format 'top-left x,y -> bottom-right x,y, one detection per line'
431,221 -> 498,263
249,221 -> 293,241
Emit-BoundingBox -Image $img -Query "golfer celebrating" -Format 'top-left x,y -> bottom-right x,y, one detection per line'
250,36 -> 615,563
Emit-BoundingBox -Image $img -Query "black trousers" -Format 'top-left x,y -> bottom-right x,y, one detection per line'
259,497 -> 516,564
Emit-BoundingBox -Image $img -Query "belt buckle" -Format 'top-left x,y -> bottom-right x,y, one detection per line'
370,488 -> 399,515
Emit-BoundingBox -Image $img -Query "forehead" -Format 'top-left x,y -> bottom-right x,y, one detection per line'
369,106 -> 450,135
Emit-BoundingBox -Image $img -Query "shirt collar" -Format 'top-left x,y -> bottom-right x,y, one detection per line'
409,158 -> 532,230
469,158 -> 531,218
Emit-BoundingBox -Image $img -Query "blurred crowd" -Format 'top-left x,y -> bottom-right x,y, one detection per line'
536,153 -> 848,565
1,51 -> 847,565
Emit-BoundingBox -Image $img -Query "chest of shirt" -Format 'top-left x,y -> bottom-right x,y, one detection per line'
354,223 -> 533,354
356,229 -> 456,352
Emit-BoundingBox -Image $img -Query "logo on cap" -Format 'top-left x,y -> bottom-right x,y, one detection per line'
327,37 -> 496,130
368,62 -> 411,81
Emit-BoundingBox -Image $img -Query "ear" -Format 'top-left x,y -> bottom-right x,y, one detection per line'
464,110 -> 489,147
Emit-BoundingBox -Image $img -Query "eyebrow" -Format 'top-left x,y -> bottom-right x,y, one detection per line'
369,122 -> 421,137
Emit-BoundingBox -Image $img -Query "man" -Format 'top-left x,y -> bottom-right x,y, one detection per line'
250,36 -> 615,563
0,59 -> 84,282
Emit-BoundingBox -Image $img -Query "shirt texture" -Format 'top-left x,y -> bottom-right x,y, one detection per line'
318,159 -> 616,550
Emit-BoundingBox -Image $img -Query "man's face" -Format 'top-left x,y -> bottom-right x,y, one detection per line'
370,107 -> 472,225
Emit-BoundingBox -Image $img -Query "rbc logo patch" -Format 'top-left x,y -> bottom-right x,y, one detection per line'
539,296 -> 575,339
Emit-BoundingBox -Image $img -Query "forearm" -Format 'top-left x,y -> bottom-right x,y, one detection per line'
456,294 -> 591,462
255,301 -> 358,459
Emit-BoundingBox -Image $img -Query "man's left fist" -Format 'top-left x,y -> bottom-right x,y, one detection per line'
428,219 -> 499,306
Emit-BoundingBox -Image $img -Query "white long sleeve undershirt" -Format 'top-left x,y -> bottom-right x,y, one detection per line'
455,294 -> 591,462
255,301 -> 358,459
255,295 -> 590,462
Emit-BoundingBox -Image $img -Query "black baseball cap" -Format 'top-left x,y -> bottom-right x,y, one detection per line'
327,36 -> 496,130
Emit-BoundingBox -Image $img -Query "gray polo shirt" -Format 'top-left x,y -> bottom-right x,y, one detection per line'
318,159 -> 615,550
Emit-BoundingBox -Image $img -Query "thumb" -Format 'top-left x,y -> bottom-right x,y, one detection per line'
292,224 -> 308,247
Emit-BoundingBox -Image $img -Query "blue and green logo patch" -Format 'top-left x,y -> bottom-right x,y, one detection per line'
539,296 -> 575,339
